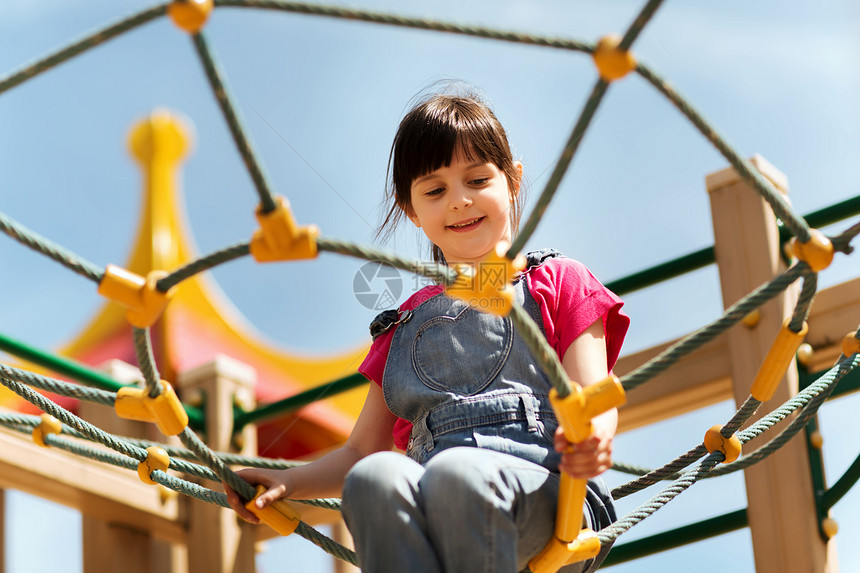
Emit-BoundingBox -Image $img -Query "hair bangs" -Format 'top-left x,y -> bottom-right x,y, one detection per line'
393,115 -> 460,195
378,90 -> 525,264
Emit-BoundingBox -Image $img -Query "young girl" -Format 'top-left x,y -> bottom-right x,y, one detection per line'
225,89 -> 629,572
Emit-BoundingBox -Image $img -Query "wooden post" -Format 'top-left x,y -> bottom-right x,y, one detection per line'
0,488 -> 5,573
80,359 -> 187,573
706,155 -> 838,573
178,355 -> 258,573
331,519 -> 360,573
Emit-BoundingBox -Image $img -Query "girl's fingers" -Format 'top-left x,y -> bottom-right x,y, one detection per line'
224,485 -> 239,506
253,483 -> 287,510
554,428 -> 604,452
559,441 -> 613,478
560,460 -> 609,479
236,507 -> 262,525
223,484 -> 261,524
554,424 -> 615,477
554,427 -> 574,452
222,468 -> 290,524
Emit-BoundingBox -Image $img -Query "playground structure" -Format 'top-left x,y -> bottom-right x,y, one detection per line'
0,1 -> 859,572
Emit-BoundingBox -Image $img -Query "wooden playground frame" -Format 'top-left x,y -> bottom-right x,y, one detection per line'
0,156 -> 857,572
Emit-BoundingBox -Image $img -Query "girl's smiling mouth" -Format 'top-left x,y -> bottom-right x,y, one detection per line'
447,217 -> 485,232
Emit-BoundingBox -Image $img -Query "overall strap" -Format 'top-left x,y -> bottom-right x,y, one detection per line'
524,248 -> 562,269
520,248 -> 562,339
369,309 -> 413,341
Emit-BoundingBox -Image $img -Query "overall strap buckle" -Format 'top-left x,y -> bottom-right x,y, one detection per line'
369,309 -> 413,340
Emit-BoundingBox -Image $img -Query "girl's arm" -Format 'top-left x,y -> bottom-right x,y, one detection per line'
554,317 -> 617,479
224,381 -> 397,523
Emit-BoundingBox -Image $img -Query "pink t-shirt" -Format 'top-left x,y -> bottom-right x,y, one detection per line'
359,256 -> 630,450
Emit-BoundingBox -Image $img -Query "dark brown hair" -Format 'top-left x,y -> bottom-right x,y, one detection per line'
378,91 -> 524,263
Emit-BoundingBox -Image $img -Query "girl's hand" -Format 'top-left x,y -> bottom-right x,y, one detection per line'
223,467 -> 293,525
554,421 -> 614,479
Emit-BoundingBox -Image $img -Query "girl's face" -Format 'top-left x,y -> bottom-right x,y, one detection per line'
406,147 -> 521,265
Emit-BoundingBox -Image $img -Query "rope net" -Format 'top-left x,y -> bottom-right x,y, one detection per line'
1,0 -> 859,569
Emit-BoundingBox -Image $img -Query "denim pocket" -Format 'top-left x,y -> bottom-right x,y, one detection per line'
411,305 -> 513,396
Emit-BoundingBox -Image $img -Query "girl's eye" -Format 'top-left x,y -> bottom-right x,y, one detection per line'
470,177 -> 489,185
426,187 -> 444,196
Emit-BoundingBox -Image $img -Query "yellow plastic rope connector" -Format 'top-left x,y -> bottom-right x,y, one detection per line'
809,430 -> 824,449
796,343 -> 814,367
159,485 -> 179,505
750,319 -> 809,402
168,0 -> 213,33
741,309 -> 761,329
244,485 -> 302,536
842,331 -> 859,357
138,446 -> 170,485
822,517 -> 839,539
592,35 -> 637,82
249,196 -> 319,262
98,265 -> 174,328
530,528 -> 602,573
529,375 -> 626,573
32,413 -> 62,448
446,242 -> 526,316
790,229 -> 834,272
704,425 -> 741,463
115,380 -> 189,436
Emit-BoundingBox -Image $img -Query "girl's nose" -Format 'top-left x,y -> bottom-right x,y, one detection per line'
449,186 -> 472,210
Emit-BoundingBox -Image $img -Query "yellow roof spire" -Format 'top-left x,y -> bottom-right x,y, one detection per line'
127,109 -> 190,273
59,110 -> 367,459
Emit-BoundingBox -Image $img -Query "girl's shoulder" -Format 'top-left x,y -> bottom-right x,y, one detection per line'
521,249 -> 596,287
400,283 -> 445,311
522,249 -> 630,368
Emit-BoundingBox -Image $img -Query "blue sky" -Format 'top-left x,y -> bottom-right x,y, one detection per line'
1,1 -> 858,571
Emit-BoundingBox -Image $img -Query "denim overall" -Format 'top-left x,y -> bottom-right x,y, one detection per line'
383,250 -> 562,472
342,250 -> 616,573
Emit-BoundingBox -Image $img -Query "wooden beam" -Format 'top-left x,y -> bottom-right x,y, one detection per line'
806,275 -> 860,372
83,520 -> 155,573
80,359 -> 188,573
0,488 -> 5,573
0,426 -> 184,545
332,519 -> 360,573
707,155 -> 836,573
179,356 -> 258,573
615,338 -> 732,433
614,274 -> 860,432
0,232 -> 856,572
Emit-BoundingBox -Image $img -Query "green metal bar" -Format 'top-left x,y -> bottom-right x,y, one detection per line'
605,193 -> 860,296
822,450 -> 860,511
798,362 -> 860,518
0,331 -> 122,392
799,364 -> 860,400
805,414 -> 831,541
602,508 -> 748,566
0,331 -> 204,429
605,247 -> 714,296
234,373 -> 369,429
780,193 -> 860,242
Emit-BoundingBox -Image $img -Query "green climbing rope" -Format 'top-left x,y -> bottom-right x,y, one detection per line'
0,0 -> 858,568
